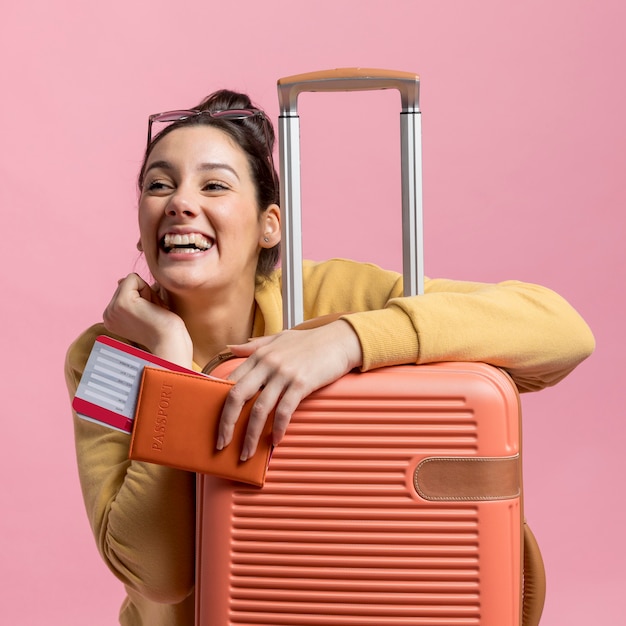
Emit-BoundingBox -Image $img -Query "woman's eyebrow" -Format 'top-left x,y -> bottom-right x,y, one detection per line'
197,162 -> 240,180
144,160 -> 172,175
144,160 -> 240,180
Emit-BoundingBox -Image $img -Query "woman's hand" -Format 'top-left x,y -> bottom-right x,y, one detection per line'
217,320 -> 363,461
102,273 -> 193,367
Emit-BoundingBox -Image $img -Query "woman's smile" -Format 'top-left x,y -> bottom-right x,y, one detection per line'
161,232 -> 214,254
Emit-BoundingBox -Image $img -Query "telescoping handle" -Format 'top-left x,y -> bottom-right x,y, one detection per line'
277,68 -> 423,329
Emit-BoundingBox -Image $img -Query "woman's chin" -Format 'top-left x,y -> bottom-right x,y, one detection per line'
153,250 -> 214,284
151,265 -> 212,294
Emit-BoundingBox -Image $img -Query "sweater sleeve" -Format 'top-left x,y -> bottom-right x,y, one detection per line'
342,277 -> 595,392
65,324 -> 196,604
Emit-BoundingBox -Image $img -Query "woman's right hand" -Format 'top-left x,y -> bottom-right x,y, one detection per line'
103,273 -> 193,367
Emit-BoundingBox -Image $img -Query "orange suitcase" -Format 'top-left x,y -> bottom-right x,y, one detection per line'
196,69 -> 545,626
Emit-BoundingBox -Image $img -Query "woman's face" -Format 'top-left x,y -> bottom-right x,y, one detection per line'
138,125 -> 279,299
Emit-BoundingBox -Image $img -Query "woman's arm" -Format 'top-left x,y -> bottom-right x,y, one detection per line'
293,260 -> 594,391
219,260 -> 594,456
345,277 -> 595,392
66,325 -> 196,604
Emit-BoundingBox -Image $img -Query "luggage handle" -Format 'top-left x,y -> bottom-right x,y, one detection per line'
277,68 -> 423,328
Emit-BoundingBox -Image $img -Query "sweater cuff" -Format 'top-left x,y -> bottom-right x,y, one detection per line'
342,307 -> 419,371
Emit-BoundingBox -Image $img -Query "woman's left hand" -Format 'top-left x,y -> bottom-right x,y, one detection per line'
217,320 -> 363,461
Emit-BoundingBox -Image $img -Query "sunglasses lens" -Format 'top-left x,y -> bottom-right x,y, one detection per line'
153,110 -> 198,123
212,109 -> 259,121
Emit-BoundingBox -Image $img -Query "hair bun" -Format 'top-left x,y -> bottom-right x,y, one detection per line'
196,89 -> 254,114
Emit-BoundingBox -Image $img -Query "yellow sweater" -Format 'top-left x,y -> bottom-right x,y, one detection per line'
65,259 -> 594,625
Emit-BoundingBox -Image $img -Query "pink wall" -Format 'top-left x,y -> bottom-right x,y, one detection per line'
2,1 -> 623,624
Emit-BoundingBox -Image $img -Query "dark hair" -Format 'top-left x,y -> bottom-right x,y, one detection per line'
138,89 -> 280,281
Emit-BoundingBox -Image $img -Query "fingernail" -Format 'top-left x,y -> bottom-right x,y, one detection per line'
239,447 -> 249,462
216,435 -> 225,451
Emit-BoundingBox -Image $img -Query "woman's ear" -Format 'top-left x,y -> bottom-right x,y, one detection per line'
260,204 -> 281,248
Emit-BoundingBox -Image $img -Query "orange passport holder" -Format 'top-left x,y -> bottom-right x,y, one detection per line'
128,366 -> 273,487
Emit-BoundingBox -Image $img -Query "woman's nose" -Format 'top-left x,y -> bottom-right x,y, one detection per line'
165,191 -> 199,217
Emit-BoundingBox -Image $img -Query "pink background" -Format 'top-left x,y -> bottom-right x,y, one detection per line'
2,1 -> 623,624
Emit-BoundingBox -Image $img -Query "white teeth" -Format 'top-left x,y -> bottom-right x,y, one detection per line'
163,232 -> 213,251
173,247 -> 205,254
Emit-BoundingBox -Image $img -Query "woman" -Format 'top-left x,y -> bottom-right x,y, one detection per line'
66,89 -> 594,626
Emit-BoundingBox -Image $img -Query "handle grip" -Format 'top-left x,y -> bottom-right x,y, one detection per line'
278,67 -> 420,115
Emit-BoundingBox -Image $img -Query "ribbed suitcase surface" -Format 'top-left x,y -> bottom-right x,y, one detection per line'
196,362 -> 522,626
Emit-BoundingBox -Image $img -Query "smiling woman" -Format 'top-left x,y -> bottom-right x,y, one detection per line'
139,93 -> 280,279
64,88 -> 595,626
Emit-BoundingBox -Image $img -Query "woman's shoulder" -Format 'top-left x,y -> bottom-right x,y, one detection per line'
300,259 -> 404,315
265,258 -> 402,295
302,258 -> 401,285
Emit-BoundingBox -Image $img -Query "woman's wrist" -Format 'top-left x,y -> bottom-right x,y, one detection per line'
149,320 -> 194,367
335,319 -> 364,371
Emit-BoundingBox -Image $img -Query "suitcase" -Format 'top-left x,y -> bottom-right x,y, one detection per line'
196,68 -> 545,626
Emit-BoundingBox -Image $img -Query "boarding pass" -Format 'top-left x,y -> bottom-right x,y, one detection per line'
72,336 -> 200,434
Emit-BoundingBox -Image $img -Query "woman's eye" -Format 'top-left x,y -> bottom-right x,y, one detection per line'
204,181 -> 229,192
146,180 -> 173,192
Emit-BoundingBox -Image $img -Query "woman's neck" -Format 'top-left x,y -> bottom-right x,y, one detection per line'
167,286 -> 257,368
